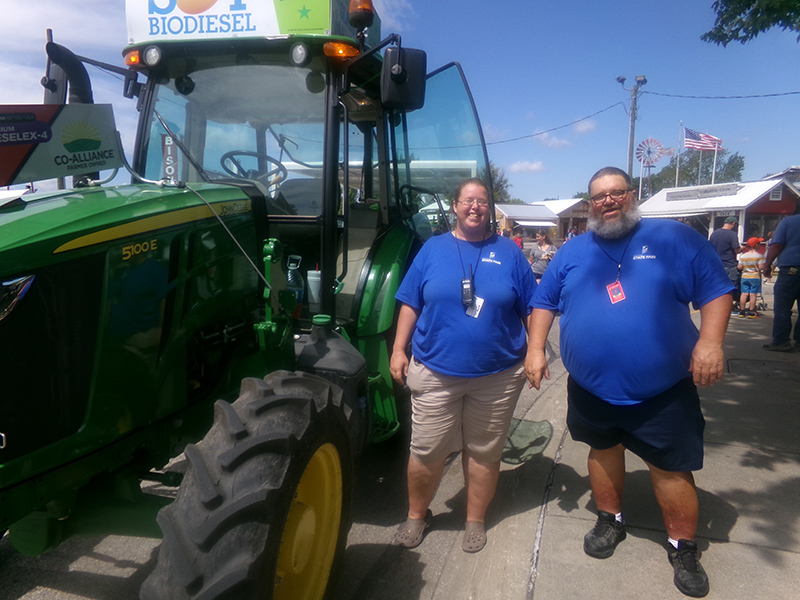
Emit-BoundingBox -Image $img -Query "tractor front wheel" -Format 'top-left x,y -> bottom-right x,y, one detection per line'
140,371 -> 353,600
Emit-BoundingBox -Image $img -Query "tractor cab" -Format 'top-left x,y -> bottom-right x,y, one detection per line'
122,0 -> 490,326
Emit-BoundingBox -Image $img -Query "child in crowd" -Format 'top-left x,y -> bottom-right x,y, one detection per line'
738,237 -> 765,318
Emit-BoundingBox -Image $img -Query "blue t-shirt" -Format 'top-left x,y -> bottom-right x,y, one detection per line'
533,219 -> 734,404
709,227 -> 740,268
396,232 -> 537,377
772,214 -> 800,266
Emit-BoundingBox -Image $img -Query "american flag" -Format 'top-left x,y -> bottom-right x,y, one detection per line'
684,128 -> 723,151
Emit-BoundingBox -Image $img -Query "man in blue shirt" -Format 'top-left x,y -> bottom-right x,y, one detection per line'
526,167 -> 733,598
709,216 -> 742,271
762,207 -> 800,351
709,216 -> 744,309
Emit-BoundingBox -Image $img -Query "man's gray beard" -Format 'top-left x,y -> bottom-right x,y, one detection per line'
588,205 -> 642,239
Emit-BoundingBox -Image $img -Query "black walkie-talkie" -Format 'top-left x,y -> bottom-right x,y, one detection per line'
461,265 -> 475,306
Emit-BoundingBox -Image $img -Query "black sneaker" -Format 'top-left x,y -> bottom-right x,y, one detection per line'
583,510 -> 626,558
669,539 -> 709,597
763,341 -> 794,352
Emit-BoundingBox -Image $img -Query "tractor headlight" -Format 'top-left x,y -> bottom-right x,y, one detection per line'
143,45 -> 162,67
290,42 -> 310,67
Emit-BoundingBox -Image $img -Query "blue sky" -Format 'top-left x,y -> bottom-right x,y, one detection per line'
2,0 -> 799,201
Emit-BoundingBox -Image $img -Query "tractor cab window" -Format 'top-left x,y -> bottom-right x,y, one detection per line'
389,63 -> 490,238
140,62 -> 327,216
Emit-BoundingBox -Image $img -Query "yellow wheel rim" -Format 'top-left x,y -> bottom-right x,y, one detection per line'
273,442 -> 343,600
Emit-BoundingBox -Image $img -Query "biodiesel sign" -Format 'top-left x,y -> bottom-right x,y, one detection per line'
0,104 -> 123,186
125,0 -> 368,43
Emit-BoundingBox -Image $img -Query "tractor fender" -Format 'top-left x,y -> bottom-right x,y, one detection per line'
354,223 -> 419,337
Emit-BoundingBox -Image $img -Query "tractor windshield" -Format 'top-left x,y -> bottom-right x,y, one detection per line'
140,60 -> 328,215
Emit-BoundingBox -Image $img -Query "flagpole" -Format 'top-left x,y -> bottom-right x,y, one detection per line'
675,122 -> 682,187
638,153 -> 644,198
698,151 -> 702,186
711,144 -> 719,185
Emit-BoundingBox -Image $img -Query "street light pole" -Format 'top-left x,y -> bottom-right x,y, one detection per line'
617,75 -> 647,178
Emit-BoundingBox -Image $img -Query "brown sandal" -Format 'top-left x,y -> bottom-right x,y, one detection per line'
394,509 -> 433,549
462,521 -> 487,553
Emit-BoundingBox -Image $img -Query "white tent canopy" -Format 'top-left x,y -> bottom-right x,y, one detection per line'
516,220 -> 559,227
639,180 -> 783,218
495,203 -> 558,224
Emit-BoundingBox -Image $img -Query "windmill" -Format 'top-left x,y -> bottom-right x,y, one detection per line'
635,138 -> 672,198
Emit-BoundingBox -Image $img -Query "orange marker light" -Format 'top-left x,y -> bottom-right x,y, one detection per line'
348,0 -> 375,29
324,42 -> 360,59
124,50 -> 142,67
349,0 -> 375,9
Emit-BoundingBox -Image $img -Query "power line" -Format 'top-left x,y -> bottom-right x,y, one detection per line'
643,90 -> 800,100
483,88 -> 800,149
485,102 -> 626,146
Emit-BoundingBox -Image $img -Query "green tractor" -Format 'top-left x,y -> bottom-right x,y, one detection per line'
0,1 -> 490,598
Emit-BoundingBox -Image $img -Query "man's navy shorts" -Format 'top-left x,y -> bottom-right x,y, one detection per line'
566,376 -> 705,472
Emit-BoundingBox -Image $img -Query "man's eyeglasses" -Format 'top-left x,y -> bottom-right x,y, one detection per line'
589,189 -> 632,205
458,198 -> 490,207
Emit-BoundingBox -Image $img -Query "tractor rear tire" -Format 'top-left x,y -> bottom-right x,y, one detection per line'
140,370 -> 353,600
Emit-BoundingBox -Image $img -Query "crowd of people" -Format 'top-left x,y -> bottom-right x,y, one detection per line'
707,211 -> 800,352
386,166 -> 797,598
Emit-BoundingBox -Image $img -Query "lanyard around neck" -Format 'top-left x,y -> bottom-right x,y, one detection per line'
595,234 -> 634,283
454,231 -> 487,280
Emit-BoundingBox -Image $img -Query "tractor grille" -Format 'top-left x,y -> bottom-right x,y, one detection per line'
0,255 -> 103,465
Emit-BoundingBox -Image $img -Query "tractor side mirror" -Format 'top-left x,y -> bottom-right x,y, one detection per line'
380,47 -> 426,111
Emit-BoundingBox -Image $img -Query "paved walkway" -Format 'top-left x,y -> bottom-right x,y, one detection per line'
334,280 -> 800,600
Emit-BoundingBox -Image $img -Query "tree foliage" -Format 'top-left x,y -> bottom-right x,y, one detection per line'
487,161 -> 514,203
702,0 -> 800,46
632,149 -> 745,196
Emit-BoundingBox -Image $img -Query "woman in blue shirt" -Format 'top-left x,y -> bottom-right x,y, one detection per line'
390,178 -> 536,553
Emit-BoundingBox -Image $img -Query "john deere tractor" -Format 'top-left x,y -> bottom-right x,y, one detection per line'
0,1 -> 490,598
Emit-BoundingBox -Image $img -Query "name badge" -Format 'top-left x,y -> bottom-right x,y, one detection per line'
466,296 -> 485,318
607,281 -> 626,304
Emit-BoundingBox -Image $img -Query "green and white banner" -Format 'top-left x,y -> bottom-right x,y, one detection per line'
125,0 -> 374,44
0,104 -> 123,186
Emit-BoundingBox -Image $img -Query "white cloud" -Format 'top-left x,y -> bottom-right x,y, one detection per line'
482,123 -> 509,143
373,0 -> 416,33
537,132 -> 570,148
574,120 -> 597,134
509,160 -> 544,173
1,0 -> 127,104
0,64 -> 47,104
0,0 -> 126,60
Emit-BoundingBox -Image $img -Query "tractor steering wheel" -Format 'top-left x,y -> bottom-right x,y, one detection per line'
220,151 -> 288,187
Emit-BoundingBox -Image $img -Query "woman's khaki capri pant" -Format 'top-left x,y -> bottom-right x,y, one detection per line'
406,357 -> 526,464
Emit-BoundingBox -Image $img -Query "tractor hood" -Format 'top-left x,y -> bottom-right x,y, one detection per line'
0,182 -> 252,274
